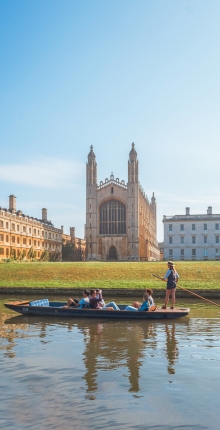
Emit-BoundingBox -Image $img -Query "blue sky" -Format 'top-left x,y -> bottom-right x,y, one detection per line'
1,0 -> 220,241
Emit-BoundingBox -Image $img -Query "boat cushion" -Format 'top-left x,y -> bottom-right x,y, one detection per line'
29,299 -> 50,307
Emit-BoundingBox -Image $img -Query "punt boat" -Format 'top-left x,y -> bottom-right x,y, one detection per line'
4,299 -> 190,319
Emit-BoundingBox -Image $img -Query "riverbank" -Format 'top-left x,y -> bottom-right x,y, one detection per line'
1,287 -> 220,299
0,261 -> 220,296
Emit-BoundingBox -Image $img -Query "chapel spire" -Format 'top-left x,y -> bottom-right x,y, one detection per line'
87,145 -> 97,185
128,142 -> 139,183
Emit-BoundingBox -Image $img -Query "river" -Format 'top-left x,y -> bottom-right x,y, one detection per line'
0,296 -> 220,429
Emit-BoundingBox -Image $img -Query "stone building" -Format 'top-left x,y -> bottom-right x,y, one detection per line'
0,195 -> 62,260
62,226 -> 86,261
85,143 -> 159,261
163,206 -> 220,260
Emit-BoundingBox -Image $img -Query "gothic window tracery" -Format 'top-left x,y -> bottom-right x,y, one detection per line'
100,200 -> 126,235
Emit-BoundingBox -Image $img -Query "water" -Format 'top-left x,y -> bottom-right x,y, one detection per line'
0,296 -> 220,429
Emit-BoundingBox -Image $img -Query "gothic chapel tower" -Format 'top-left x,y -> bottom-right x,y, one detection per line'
127,143 -> 139,259
86,145 -> 98,259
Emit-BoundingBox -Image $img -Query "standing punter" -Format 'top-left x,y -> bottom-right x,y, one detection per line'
162,261 -> 179,309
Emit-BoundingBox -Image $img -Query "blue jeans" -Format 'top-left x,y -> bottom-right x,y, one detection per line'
104,302 -> 120,310
124,306 -> 138,311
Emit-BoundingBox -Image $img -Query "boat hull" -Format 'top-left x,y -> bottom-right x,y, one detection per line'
4,301 -> 190,319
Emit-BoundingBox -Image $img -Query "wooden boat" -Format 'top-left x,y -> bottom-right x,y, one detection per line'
4,300 -> 190,319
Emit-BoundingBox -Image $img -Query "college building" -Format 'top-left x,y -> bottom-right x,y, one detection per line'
85,143 -> 159,261
0,195 -> 62,260
163,206 -> 220,260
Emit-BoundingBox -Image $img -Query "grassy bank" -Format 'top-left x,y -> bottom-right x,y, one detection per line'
0,261 -> 220,290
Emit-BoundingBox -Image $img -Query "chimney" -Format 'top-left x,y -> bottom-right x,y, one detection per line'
207,206 -> 212,215
42,208 -> 47,221
61,226 -> 64,234
186,207 -> 190,215
70,227 -> 75,240
9,195 -> 16,212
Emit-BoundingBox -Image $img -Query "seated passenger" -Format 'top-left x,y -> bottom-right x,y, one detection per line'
132,289 -> 155,310
89,290 -> 119,311
124,291 -> 150,312
63,290 -> 90,309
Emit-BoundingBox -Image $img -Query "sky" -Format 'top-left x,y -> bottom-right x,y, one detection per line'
1,0 -> 220,242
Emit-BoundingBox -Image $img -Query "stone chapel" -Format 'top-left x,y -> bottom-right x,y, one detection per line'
85,143 -> 159,261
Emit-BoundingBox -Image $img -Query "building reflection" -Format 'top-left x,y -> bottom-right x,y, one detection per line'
2,312 -> 186,391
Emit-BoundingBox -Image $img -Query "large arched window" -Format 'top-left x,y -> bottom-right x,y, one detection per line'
100,200 -> 126,235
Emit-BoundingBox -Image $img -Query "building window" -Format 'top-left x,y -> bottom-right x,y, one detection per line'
216,249 -> 219,254
169,224 -> 172,231
34,240 -> 36,246
111,187 -> 114,194
204,224 -> 207,230
23,238 -> 26,245
17,237 -> 19,244
34,229 -> 36,234
6,235 -> 9,242
17,225 -> 19,231
6,222 -> 9,228
0,221 -> 3,228
169,236 -> 172,244
0,234 -> 4,241
192,249 -> 196,256
38,241 -> 40,246
38,230 -> 39,235
29,228 -> 31,233
216,236 -> 219,244
29,239 -> 31,245
204,249 -> 208,257
180,249 -> 184,257
180,236 -> 184,244
99,200 -> 126,235
192,224 -> 195,230
180,224 -> 184,231
11,223 -> 15,231
12,236 -> 15,243
169,249 -> 173,258
215,223 -> 219,230
0,248 -> 4,255
192,236 -> 196,244
23,226 -> 26,232
204,236 -> 207,244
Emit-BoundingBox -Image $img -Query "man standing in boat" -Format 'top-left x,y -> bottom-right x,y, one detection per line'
162,261 -> 179,309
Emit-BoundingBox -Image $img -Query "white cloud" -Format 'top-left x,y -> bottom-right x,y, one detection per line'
0,156 -> 84,189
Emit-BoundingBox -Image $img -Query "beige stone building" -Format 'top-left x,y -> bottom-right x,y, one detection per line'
0,195 -> 62,260
86,143 -> 159,261
62,227 -> 86,261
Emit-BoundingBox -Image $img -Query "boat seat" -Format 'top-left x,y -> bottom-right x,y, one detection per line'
29,299 -> 50,307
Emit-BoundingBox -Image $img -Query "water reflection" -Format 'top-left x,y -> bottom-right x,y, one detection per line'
3,315 -> 187,393
165,323 -> 179,375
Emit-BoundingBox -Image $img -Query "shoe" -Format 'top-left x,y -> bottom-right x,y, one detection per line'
170,306 -> 174,309
162,306 -> 167,309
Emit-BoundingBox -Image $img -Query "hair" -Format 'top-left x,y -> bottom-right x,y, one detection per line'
90,289 -> 96,296
146,289 -> 153,296
143,292 -> 150,301
83,289 -> 90,296
168,260 -> 176,273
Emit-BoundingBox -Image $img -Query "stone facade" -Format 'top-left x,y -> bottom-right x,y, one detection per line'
62,227 -> 86,261
0,195 -> 62,260
163,206 -> 220,260
85,143 -> 159,261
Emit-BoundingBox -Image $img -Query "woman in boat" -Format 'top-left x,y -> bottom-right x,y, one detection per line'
124,291 -> 150,312
63,290 -> 90,308
89,289 -> 120,311
132,289 -> 154,310
162,261 -> 179,309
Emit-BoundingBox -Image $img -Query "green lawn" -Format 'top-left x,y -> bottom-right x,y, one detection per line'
0,261 -> 220,290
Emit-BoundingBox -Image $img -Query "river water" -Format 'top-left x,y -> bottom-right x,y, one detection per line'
0,296 -> 220,430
